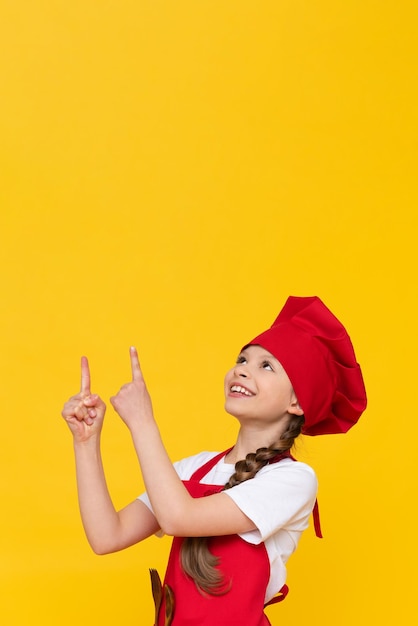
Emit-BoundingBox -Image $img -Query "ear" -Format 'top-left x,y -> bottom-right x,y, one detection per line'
288,394 -> 304,416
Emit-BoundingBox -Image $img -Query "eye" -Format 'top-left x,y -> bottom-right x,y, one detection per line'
236,355 -> 247,364
262,360 -> 273,371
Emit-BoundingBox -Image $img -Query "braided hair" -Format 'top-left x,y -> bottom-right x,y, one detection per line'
180,413 -> 305,595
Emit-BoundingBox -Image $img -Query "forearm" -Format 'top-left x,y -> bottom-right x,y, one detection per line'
129,419 -> 194,536
73,437 -> 124,554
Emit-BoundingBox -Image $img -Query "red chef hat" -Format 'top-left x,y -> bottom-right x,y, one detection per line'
245,296 -> 367,435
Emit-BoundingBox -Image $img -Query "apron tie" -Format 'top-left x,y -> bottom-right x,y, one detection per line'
313,498 -> 323,538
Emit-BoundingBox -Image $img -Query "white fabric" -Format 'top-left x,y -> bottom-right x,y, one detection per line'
138,451 -> 317,603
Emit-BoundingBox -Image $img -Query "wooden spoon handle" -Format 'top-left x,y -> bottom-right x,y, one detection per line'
149,568 -> 163,626
164,584 -> 175,626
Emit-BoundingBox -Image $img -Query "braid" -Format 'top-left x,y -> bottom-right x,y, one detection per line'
224,414 -> 303,490
180,414 -> 305,595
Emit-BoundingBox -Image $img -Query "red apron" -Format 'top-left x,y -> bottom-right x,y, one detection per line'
157,450 -> 288,626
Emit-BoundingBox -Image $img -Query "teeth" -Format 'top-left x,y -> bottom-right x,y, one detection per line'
231,385 -> 253,396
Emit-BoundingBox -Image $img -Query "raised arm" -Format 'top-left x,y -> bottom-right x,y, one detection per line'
110,348 -> 256,538
62,356 -> 159,554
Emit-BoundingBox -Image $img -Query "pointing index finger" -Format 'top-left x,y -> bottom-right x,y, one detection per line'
130,346 -> 142,381
80,356 -> 91,395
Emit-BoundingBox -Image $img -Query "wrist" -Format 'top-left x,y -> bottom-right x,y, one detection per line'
73,433 -> 101,452
125,409 -> 155,434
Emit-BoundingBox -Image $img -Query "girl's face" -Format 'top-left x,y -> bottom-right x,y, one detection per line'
224,345 -> 302,426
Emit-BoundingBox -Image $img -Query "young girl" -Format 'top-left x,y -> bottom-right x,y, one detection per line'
62,296 -> 366,626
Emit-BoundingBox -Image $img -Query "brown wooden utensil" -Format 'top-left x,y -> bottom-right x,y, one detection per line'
164,584 -> 175,626
149,568 -> 163,626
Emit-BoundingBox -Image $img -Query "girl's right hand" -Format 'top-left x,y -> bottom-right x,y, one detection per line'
61,356 -> 106,443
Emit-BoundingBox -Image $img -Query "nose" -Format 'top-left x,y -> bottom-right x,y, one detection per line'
234,362 -> 249,378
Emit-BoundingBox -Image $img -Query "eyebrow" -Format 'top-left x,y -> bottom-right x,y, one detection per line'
260,353 -> 279,361
241,348 -> 279,362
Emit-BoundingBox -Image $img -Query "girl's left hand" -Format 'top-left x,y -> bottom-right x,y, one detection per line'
110,347 -> 154,430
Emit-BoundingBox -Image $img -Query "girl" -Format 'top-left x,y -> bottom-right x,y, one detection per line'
62,296 -> 366,626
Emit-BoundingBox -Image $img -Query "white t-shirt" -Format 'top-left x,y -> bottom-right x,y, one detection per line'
138,451 -> 318,602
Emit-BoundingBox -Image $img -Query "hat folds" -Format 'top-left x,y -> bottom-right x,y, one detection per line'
246,296 -> 367,436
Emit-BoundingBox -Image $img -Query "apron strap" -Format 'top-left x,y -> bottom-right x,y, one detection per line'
264,584 -> 289,606
190,447 -> 323,537
313,498 -> 323,538
284,452 -> 323,538
190,448 -> 233,481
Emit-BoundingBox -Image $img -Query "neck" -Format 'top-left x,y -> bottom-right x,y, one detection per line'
226,423 -> 286,465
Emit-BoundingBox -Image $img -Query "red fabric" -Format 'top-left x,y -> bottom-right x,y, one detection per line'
159,450 -> 274,626
245,296 -> 367,435
312,499 -> 323,538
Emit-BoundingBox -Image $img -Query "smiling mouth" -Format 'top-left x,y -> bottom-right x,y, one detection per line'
230,384 -> 254,397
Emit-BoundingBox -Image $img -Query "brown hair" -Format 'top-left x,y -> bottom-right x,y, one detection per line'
180,413 -> 305,595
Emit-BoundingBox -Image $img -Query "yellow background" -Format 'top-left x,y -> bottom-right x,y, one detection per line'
1,1 -> 416,624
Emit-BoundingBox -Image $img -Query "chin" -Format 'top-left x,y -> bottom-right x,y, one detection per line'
224,403 -> 248,421
224,402 -> 239,417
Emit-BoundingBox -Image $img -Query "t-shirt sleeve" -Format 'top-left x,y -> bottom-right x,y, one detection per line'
222,460 -> 318,543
